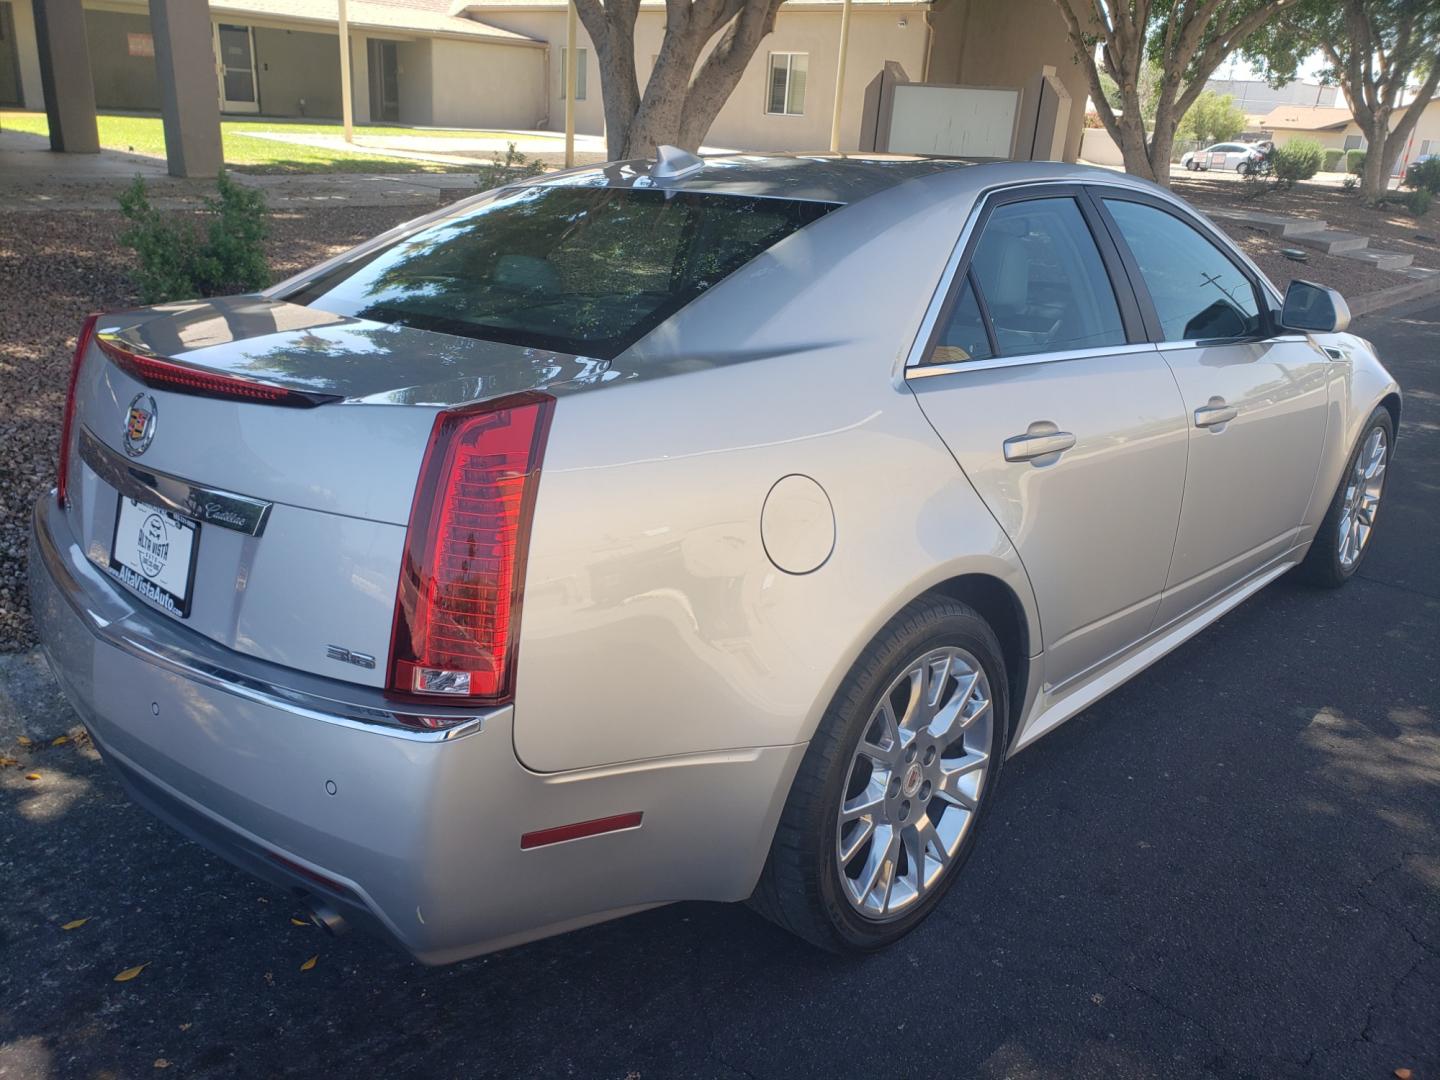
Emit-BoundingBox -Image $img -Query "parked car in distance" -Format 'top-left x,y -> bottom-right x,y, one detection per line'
1182,142 -> 1266,172
32,151 -> 1400,963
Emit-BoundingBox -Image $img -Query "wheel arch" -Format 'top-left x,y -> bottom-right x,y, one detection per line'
924,573 -> 1032,749
1379,390 -> 1401,435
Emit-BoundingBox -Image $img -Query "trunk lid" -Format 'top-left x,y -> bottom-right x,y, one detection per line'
64,297 -> 591,688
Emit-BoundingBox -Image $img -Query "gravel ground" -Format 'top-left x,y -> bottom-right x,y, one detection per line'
0,204 -> 422,651
1176,172 -> 1440,275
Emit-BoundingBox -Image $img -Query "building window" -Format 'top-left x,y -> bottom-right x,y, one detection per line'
1343,134 -> 1367,151
560,47 -> 587,100
767,52 -> 807,116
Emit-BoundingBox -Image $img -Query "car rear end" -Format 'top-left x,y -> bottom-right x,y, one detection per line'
29,172 -> 845,960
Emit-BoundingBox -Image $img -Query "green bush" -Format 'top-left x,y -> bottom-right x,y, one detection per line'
1271,138 -> 1324,187
118,170 -> 270,304
1405,156 -> 1440,195
475,142 -> 546,193
1402,187 -> 1433,217
1322,148 -> 1344,172
1345,148 -> 1367,174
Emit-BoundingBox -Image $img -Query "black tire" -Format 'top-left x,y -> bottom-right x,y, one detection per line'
749,595 -> 1009,953
1298,406 -> 1394,588
1238,161 -> 1253,176
1186,159 -> 1198,171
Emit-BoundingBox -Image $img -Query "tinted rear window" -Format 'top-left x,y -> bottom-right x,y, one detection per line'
294,186 -> 836,359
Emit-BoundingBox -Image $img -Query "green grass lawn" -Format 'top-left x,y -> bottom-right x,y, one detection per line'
0,112 -> 547,174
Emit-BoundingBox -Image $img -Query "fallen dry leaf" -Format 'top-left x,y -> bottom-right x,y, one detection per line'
113,963 -> 149,982
300,954 -> 318,972
290,917 -> 308,927
154,1060 -> 171,1070
179,1023 -> 191,1032
25,772 -> 40,781
51,735 -> 70,746
1394,1070 -> 1413,1080
61,918 -> 90,931
17,736 -> 32,747
0,756 -> 18,767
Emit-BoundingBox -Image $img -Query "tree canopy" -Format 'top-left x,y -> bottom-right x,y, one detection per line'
1245,0 -> 1440,198
1051,0 -> 1296,183
1178,91 -> 1247,145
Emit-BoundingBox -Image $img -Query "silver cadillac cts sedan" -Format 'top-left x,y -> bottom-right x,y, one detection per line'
32,153 -> 1400,963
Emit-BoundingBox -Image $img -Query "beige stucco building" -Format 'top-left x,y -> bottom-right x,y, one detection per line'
1261,100 -> 1440,170
2,0 -> 1087,160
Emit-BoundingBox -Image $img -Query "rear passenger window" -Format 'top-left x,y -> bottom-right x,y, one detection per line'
931,273 -> 994,364
936,197 -> 1127,361
1103,198 -> 1262,341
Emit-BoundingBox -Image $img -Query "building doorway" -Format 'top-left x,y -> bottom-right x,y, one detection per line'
368,39 -> 399,122
214,23 -> 260,113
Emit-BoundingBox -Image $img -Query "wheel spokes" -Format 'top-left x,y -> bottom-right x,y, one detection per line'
836,645 -> 996,921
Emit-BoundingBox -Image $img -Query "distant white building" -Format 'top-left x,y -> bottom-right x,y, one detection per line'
1203,77 -> 1338,115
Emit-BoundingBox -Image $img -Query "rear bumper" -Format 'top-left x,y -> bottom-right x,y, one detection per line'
30,493 -> 805,963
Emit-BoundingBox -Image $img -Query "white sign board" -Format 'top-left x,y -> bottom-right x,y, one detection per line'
887,85 -> 1020,159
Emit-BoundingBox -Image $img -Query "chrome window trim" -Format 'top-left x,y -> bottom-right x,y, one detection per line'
34,498 -> 487,742
901,175 -> 1288,379
1155,333 -> 1311,352
80,428 -> 274,537
907,341 -> 1159,379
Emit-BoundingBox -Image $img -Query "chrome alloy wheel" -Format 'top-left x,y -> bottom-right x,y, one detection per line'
1338,427 -> 1388,570
835,647 -> 994,921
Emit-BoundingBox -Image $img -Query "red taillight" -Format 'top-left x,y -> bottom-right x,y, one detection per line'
388,392 -> 554,708
96,335 -> 338,408
57,313 -> 101,508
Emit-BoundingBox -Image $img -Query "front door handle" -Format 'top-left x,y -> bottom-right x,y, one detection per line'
1003,425 -> 1076,463
1194,397 -> 1238,429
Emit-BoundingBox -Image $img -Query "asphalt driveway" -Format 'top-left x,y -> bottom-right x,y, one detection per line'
2,299 -> 1437,1080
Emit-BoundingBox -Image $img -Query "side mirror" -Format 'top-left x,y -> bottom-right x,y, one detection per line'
1279,280 -> 1351,333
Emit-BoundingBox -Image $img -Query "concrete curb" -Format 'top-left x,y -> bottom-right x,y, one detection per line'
1349,273 -> 1440,317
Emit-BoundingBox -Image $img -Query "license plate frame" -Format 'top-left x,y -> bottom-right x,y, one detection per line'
109,493 -> 201,619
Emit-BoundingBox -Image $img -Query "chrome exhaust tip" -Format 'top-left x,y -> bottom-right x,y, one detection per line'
305,898 -> 348,936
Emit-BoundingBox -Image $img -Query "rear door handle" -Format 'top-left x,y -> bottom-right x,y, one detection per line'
1003,427 -> 1076,462
1194,397 -> 1238,429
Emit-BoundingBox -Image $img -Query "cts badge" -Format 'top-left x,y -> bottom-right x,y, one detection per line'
124,393 -> 158,457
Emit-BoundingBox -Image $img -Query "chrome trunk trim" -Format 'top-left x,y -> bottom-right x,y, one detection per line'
79,427 -> 274,537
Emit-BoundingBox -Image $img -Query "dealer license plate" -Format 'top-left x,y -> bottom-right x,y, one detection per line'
109,495 -> 200,618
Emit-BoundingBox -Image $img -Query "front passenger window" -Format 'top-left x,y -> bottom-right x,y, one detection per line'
1103,198 -> 1262,342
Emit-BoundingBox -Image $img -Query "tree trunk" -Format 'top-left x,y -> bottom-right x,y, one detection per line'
576,0 -> 783,162
1148,128 -> 1174,186
1358,120 -> 1391,200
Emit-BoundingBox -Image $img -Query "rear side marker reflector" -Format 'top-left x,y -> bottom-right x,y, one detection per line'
97,335 -> 340,408
520,812 -> 644,850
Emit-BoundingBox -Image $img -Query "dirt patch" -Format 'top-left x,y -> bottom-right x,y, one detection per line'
0,204 -> 422,651
1176,173 -> 1440,285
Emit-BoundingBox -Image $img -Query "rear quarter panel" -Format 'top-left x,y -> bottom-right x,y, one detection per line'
513,173 -> 1038,773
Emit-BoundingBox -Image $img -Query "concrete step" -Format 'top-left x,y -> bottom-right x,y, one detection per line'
1336,248 -> 1415,272
1397,265 -> 1440,281
1289,228 -> 1371,254
1206,208 -> 1329,237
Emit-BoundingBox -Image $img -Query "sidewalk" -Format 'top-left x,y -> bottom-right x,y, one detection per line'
0,128 -> 480,211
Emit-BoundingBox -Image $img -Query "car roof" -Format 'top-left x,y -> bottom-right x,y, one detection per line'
534,152 -> 1156,205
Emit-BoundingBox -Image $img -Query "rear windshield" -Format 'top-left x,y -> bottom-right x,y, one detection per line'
293,185 -> 837,359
